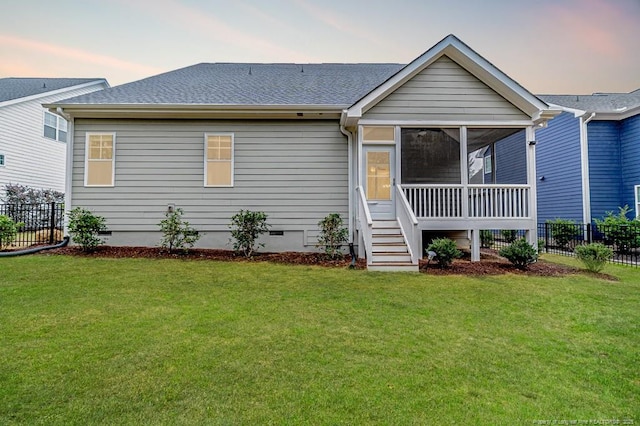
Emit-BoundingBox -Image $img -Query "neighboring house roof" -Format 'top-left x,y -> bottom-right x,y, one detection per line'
54,63 -> 404,107
0,78 -> 108,104
540,89 -> 640,120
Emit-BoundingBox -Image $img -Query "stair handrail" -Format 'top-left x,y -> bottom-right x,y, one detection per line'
356,186 -> 373,264
396,184 -> 420,264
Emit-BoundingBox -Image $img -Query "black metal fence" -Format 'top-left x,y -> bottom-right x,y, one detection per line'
480,229 -> 528,251
0,202 -> 65,250
538,222 -> 640,267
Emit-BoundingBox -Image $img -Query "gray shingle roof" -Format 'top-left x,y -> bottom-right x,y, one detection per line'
0,78 -> 103,103
539,89 -> 640,113
56,63 -> 405,106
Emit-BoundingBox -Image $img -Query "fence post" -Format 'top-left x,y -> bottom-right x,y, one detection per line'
49,202 -> 56,244
544,222 -> 549,253
586,223 -> 591,244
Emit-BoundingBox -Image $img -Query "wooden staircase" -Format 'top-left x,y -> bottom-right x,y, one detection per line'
368,220 -> 419,272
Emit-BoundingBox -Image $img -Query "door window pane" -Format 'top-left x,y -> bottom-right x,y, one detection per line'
367,151 -> 391,200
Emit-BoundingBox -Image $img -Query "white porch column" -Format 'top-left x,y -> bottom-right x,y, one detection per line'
526,126 -> 538,250
471,228 -> 480,261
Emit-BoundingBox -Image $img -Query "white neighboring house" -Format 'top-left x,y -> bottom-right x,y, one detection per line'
0,78 -> 109,194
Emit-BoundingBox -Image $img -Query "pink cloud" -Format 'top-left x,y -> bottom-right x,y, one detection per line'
0,34 -> 163,76
291,0 -> 415,59
544,0 -> 629,59
126,0 -> 318,62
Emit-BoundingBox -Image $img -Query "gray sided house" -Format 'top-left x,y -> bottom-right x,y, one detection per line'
537,90 -> 640,224
49,35 -> 558,271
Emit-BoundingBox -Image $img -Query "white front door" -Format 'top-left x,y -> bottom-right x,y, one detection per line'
363,145 -> 395,220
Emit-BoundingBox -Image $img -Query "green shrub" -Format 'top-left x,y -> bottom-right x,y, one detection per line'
230,210 -> 270,258
537,238 -> 546,254
0,215 -> 22,250
480,230 -> 494,248
159,208 -> 200,254
575,243 -> 613,273
499,238 -> 537,270
501,229 -> 517,243
317,213 -> 348,260
547,218 -> 578,249
427,238 -> 462,269
594,205 -> 640,253
67,207 -> 107,252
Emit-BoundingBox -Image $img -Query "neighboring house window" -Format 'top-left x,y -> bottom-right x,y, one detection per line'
85,133 -> 115,187
205,133 -> 234,187
636,185 -> 640,218
43,111 -> 68,142
0,154 -> 5,166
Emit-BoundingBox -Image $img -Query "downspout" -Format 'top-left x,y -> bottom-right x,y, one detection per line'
57,107 -> 74,235
580,112 -> 596,224
339,112 -> 354,244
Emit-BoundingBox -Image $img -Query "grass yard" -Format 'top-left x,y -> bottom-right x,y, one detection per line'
0,254 -> 638,425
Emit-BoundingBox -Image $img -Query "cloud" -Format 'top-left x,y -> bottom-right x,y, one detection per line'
0,34 -> 163,76
124,0 -> 318,62
290,0 -> 415,59
544,0 -> 631,59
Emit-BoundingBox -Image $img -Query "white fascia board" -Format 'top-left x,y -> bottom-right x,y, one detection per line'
50,103 -> 346,119
591,105 -> 640,121
0,79 -> 109,108
545,103 -> 587,118
345,34 -> 550,121
357,119 -> 535,127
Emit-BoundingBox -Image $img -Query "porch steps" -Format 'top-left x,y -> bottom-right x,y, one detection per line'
368,220 -> 419,272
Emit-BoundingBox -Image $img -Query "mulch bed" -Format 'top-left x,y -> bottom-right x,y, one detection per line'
41,245 -> 611,278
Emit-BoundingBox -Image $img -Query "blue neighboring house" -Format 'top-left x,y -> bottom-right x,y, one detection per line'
536,89 -> 640,223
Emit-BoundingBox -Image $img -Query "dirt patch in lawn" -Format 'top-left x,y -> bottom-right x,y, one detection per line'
44,245 -> 615,279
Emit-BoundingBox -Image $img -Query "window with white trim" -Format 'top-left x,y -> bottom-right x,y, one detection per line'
44,111 -> 68,142
205,133 -> 233,187
0,154 -> 5,166
635,185 -> 640,218
85,133 -> 115,187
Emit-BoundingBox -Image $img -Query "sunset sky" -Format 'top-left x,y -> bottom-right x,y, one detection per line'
1,0 -> 638,94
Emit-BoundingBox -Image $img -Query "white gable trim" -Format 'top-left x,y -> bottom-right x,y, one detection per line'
344,34 -> 551,126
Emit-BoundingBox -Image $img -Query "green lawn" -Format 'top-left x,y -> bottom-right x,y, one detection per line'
1,254 -> 638,425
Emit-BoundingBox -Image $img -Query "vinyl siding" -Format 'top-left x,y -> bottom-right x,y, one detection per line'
535,112 -> 583,222
620,114 -> 640,215
363,56 -> 530,121
588,120 -> 622,221
72,119 -> 348,247
0,84 -> 106,193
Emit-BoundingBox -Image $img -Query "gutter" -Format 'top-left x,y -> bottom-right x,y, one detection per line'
580,112 -> 596,224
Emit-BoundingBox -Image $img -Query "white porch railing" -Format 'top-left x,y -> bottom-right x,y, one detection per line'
468,185 -> 529,218
401,184 -> 530,219
356,186 -> 373,262
395,185 -> 419,264
402,184 -> 464,218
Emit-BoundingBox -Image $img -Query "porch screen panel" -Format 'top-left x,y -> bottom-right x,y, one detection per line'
366,151 -> 391,200
401,128 -> 460,184
467,128 -> 526,184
